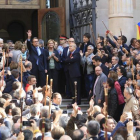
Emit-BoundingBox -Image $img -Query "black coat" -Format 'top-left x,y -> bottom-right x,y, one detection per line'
108,88 -> 118,119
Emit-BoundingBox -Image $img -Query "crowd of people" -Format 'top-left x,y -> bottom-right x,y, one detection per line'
0,29 -> 140,140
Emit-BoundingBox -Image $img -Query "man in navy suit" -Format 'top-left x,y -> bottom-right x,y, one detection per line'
109,56 -> 119,72
27,30 -> 47,87
62,38 -> 75,98
65,43 -> 81,104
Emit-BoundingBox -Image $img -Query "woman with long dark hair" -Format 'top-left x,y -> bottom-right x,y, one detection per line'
107,78 -> 118,121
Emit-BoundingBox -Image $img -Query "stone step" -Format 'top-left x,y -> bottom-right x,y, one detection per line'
61,98 -> 89,105
60,104 -> 89,110
67,110 -> 88,114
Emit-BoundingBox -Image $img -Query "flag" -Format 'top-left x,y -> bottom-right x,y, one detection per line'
136,22 -> 140,40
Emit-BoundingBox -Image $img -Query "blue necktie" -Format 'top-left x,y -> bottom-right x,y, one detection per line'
83,44 -> 87,55
36,47 -> 41,65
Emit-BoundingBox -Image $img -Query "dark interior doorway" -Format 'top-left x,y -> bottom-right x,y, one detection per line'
8,22 -> 25,43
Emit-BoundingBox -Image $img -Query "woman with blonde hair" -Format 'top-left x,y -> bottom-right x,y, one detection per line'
47,39 -> 60,92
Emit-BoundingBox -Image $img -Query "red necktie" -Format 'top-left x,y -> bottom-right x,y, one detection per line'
70,53 -> 72,58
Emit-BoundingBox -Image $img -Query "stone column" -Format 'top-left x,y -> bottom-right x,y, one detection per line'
109,0 -> 134,44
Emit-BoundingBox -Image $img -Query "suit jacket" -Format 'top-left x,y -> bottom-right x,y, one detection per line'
118,76 -> 127,93
62,47 -> 80,72
109,64 -> 119,72
62,47 -> 69,72
43,48 -> 49,71
65,50 -> 81,78
100,63 -> 109,76
27,40 -> 47,71
81,53 -> 94,75
93,73 -> 107,104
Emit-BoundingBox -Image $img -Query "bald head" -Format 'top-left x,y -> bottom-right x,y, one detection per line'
95,114 -> 105,123
60,135 -> 72,140
25,61 -> 32,70
95,66 -> 102,76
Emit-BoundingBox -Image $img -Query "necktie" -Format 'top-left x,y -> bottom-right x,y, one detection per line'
70,52 -> 72,58
83,44 -> 87,55
36,47 -> 41,56
36,47 -> 41,65
93,76 -> 100,95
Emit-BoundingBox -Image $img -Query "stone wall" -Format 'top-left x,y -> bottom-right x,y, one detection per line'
96,0 -> 140,44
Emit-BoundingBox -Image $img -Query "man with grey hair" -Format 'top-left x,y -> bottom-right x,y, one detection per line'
123,87 -> 139,120
40,106 -> 49,118
87,120 -> 100,139
62,38 -> 76,99
39,39 -> 45,48
109,56 -> 119,72
59,135 -> 72,140
65,43 -> 81,104
0,38 -> 3,48
80,44 -> 94,97
29,104 -> 40,121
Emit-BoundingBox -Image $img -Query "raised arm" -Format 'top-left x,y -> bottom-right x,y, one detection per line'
27,30 -> 32,52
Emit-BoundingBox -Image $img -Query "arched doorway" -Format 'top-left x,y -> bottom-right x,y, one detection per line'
38,7 -> 66,44
42,11 -> 60,44
8,22 -> 25,43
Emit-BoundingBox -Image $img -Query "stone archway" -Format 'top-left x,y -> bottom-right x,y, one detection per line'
7,21 -> 25,43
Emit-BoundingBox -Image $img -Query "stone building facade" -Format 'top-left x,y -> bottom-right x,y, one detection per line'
0,0 -> 66,43
96,0 -> 140,44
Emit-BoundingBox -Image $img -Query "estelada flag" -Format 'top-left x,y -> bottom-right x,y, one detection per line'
136,22 -> 140,40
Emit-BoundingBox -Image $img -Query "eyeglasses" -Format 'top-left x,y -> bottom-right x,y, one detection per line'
33,41 -> 39,42
87,49 -> 92,50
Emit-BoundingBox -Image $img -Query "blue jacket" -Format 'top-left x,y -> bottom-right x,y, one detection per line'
118,76 -> 127,93
27,40 -> 47,71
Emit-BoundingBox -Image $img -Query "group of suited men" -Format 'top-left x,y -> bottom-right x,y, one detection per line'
26,30 -> 132,106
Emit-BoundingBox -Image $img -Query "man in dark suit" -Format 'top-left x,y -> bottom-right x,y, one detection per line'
27,30 -> 47,87
109,56 -> 119,72
92,56 -> 109,76
62,38 -> 80,98
65,43 -> 81,104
